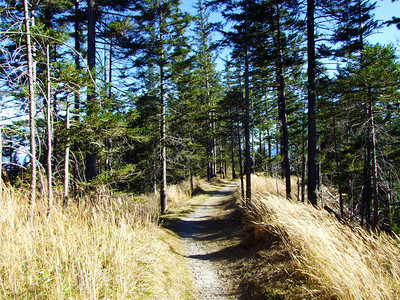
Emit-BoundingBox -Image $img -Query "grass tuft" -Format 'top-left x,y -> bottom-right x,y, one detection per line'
0,184 -> 194,299
240,174 -> 400,299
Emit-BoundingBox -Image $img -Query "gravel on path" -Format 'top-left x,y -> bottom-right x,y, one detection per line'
175,181 -> 245,300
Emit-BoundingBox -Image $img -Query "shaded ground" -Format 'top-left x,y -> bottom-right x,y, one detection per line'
162,181 -> 248,299
161,180 -> 322,300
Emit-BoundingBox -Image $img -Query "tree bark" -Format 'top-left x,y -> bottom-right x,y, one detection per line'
24,0 -> 37,228
301,112 -> 306,203
231,137 -> 236,179
46,45 -> 53,219
189,163 -> 194,192
274,2 -> 291,199
206,72 -> 216,181
85,0 -> 97,181
108,37 -> 113,97
63,94 -> 71,209
72,0 -> 82,186
362,142 -> 372,227
307,0 -> 317,206
244,0 -> 251,204
0,126 -> 2,204
159,10 -> 168,214
370,102 -> 379,228
237,123 -> 245,200
332,115 -> 343,217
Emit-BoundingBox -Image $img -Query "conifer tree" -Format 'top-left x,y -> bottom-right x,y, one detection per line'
85,0 -> 97,181
131,0 -> 191,213
23,0 -> 37,227
332,0 -> 379,57
307,0 -> 318,206
336,44 -> 400,228
249,0 -> 304,199
208,0 -> 253,203
192,0 -> 221,181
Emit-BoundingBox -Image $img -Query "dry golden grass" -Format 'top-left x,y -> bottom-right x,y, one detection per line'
167,177 -> 202,208
0,184 -> 194,299
242,173 -> 301,200
134,176 -> 203,213
245,174 -> 400,299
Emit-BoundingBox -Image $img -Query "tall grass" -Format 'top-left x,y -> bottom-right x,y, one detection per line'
0,183 -> 193,299
249,173 -> 300,200
246,174 -> 400,299
134,176 -> 202,212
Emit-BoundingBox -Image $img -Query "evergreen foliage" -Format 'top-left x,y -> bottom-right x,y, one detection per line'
1,0 -> 400,230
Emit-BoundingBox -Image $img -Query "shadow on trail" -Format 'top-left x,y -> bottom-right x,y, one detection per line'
187,243 -> 249,262
172,212 -> 239,242
163,182 -> 250,264
190,180 -> 236,194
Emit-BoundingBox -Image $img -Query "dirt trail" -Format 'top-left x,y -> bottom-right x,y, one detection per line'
169,181 -> 247,299
163,180 -> 330,299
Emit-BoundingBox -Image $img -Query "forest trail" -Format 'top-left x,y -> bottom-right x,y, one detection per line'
164,181 -> 248,299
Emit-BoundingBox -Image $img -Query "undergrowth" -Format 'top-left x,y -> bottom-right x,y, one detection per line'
0,179 -> 197,299
238,174 -> 400,299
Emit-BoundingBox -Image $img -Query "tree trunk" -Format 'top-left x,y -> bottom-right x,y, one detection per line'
189,163 -> 194,193
220,150 -> 223,178
332,115 -> 343,217
0,126 -> 2,204
301,112 -> 306,203
370,102 -> 379,228
46,45 -> 53,219
274,2 -> 291,200
259,129 -> 262,157
72,0 -> 82,188
85,0 -> 97,181
63,94 -> 71,209
207,146 -> 213,181
207,125 -> 216,180
224,160 -> 227,178
362,143 -> 372,227
251,129 -> 255,173
244,0 -> 251,204
206,117 -> 215,180
307,0 -> 317,206
237,123 -> 245,200
159,10 -> 168,214
24,0 -> 37,228
109,37 -> 113,97
231,138 -> 236,179
212,123 -> 217,177
206,70 -> 216,181
266,126 -> 272,160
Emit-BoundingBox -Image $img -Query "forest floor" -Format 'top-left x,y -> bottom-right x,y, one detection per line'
161,180 -> 249,299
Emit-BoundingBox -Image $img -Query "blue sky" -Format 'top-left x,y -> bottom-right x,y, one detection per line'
371,0 -> 400,45
180,0 -> 400,72
181,0 -> 400,46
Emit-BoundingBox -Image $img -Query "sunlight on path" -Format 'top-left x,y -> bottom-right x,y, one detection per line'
178,182 -> 239,299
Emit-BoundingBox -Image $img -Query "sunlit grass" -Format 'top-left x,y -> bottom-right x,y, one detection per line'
0,183 -> 194,299
244,174 -> 400,299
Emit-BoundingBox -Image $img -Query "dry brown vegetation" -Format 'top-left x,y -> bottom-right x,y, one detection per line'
240,174 -> 400,299
0,180 -> 197,299
3,172 -> 398,299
